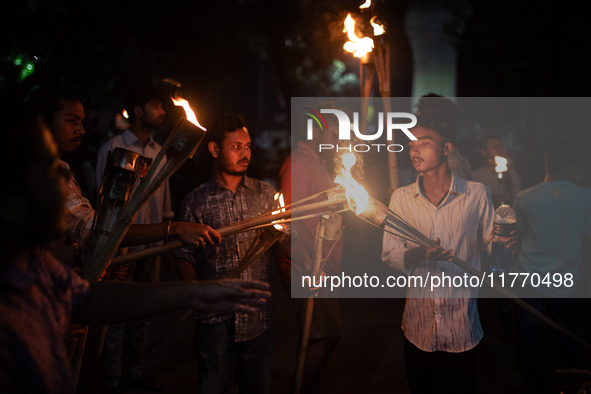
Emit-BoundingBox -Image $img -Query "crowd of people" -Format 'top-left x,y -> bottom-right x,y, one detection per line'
0,82 -> 589,394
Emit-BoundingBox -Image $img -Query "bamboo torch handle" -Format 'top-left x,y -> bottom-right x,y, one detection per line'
109,196 -> 347,267
109,222 -> 247,267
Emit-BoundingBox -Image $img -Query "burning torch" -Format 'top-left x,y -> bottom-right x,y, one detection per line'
342,2 -> 398,190
82,94 -> 208,281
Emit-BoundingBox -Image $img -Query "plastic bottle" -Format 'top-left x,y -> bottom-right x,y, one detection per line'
490,202 -> 516,273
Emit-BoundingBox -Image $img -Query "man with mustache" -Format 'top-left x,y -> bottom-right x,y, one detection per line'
175,114 -> 277,394
382,95 -> 497,394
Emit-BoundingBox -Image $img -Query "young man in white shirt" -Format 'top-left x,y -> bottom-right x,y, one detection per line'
382,96 -> 495,394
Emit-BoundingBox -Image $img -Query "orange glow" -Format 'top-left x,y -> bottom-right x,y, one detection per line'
370,16 -> 385,36
272,193 -> 286,230
334,153 -> 369,215
343,13 -> 374,58
171,96 -> 206,131
359,0 -> 371,9
122,109 -> 129,119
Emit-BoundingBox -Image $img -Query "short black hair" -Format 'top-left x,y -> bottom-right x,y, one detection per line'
27,84 -> 82,126
207,113 -> 247,146
415,93 -> 458,143
124,81 -> 168,122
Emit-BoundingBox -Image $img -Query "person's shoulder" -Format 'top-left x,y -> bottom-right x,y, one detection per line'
182,181 -> 213,200
514,182 -> 542,200
395,182 -> 415,193
178,183 -> 209,212
193,180 -> 215,194
248,177 -> 277,194
565,181 -> 591,193
563,182 -> 591,204
464,178 -> 489,194
391,182 -> 417,200
459,178 -> 493,205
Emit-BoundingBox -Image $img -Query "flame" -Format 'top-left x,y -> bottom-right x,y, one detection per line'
370,16 -> 385,36
343,13 -> 374,58
271,192 -> 286,230
171,96 -> 206,131
334,152 -> 369,215
494,156 -> 508,177
122,109 -> 129,119
359,0 -> 371,9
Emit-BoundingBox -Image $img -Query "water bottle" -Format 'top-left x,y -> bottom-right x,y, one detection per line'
490,202 -> 516,273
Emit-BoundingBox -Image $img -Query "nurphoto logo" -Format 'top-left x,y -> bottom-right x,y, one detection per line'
305,108 -> 418,153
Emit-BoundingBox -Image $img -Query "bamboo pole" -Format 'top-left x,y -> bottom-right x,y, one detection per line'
292,216 -> 327,394
359,54 -> 374,161
109,195 -> 348,267
373,36 -> 398,192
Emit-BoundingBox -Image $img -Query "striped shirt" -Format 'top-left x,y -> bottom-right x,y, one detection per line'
382,174 -> 494,352
175,176 -> 276,342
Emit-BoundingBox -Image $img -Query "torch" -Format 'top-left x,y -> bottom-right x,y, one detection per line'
82,95 -> 208,282
108,187 -> 349,267
82,148 -> 151,280
342,2 -> 398,191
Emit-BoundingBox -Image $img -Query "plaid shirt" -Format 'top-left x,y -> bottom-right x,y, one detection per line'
175,176 -> 277,342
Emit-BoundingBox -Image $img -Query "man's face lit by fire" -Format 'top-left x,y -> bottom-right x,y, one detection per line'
211,127 -> 251,176
407,126 -> 451,174
51,99 -> 85,154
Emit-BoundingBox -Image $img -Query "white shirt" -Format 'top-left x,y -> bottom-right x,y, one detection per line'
382,174 -> 494,352
96,129 -> 173,227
